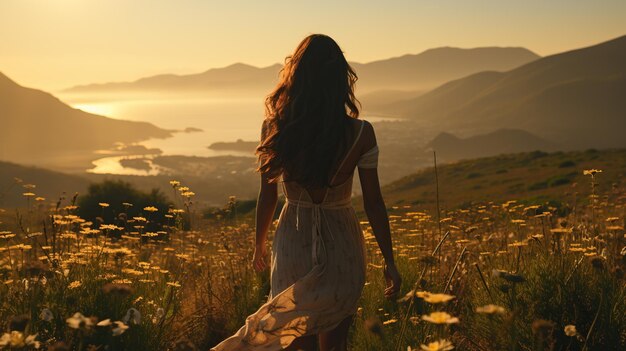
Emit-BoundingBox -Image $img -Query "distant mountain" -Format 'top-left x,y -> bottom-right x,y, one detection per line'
64,63 -> 283,94
0,72 -> 173,172
353,46 -> 539,93
359,89 -> 426,114
63,47 -> 540,95
427,129 -> 558,161
384,35 -> 626,149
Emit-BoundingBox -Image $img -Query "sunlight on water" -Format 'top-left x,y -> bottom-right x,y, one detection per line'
86,155 -> 163,175
73,102 -> 119,117
61,93 -> 402,175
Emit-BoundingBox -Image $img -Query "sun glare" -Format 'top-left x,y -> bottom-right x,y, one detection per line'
72,103 -> 117,117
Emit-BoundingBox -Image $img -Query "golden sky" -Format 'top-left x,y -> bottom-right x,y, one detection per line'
1,0 -> 625,91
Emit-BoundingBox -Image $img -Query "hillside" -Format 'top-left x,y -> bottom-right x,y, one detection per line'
355,148 -> 626,212
382,34 -> 626,149
427,129 -> 558,162
63,47 -> 539,95
0,160 -> 91,209
0,72 -> 173,172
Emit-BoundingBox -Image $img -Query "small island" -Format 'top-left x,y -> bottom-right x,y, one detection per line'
119,157 -> 153,171
207,139 -> 258,153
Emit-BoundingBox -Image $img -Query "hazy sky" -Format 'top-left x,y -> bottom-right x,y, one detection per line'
1,0 -> 625,91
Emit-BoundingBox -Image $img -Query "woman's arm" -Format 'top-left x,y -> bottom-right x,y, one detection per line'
359,167 -> 395,264
253,120 -> 278,272
358,122 -> 401,298
253,172 -> 278,271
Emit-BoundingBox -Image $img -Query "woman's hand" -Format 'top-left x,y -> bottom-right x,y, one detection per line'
383,262 -> 401,299
253,244 -> 268,272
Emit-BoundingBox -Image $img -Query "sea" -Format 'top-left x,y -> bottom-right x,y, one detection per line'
59,92 -> 397,175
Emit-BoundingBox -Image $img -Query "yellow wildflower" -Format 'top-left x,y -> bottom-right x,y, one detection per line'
419,339 -> 454,351
421,312 -> 459,324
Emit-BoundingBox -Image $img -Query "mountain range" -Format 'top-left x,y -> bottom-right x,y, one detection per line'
375,34 -> 626,149
0,72 -> 172,172
62,47 -> 540,95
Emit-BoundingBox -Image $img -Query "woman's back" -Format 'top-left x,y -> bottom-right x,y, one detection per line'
282,118 -> 377,204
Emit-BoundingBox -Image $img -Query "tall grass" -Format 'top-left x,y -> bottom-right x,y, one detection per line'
0,166 -> 624,350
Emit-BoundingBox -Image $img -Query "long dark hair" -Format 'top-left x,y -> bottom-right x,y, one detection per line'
255,34 -> 360,188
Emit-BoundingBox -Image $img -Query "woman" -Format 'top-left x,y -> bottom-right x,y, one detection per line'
211,34 -> 401,351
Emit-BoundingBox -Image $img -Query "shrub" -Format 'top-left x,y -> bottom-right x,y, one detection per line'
77,179 -> 176,231
558,160 -> 576,168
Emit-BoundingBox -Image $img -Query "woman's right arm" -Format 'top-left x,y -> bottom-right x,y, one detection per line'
357,122 -> 401,298
253,171 -> 278,272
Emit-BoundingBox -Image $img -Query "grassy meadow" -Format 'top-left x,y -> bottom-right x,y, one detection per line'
0,149 -> 625,350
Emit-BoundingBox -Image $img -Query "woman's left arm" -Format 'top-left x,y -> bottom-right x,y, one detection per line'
252,172 -> 278,272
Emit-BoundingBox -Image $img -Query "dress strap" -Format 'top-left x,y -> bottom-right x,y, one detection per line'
329,120 -> 365,185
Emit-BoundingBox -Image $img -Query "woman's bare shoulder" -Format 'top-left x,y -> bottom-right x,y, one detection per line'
358,119 -> 377,152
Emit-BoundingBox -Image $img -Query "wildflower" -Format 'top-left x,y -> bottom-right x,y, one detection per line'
421,312 -> 459,324
583,169 -> 602,176
382,318 -> 397,325
68,280 -> 82,289
0,331 -> 40,348
97,319 -> 112,327
169,180 -> 181,187
112,321 -> 129,336
476,304 -> 506,314
98,202 -> 110,207
420,339 -> 454,351
23,192 -> 36,197
166,281 -> 182,288
415,291 -> 430,298
422,293 -> 455,304
143,206 -> 158,212
100,224 -> 123,230
40,308 -> 54,322
550,228 -> 572,234
564,324 -> 577,337
66,312 -> 94,329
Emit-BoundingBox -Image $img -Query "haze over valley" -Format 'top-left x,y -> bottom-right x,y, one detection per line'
2,35 -> 626,206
